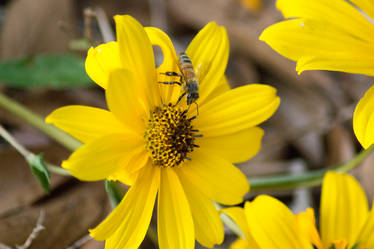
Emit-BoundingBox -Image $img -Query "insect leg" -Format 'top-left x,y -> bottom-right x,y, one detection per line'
158,81 -> 181,85
175,92 -> 187,105
161,72 -> 183,82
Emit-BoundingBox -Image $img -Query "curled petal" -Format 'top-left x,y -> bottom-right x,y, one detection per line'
145,27 -> 180,104
85,42 -> 122,89
114,15 -> 160,107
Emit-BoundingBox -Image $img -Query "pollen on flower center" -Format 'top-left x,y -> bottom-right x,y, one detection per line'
144,103 -> 200,167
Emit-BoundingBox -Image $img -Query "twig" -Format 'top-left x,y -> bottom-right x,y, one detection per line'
16,210 -> 45,249
83,8 -> 95,44
148,0 -> 168,30
95,7 -> 115,43
0,124 -> 30,158
65,234 -> 92,249
0,243 -> 12,249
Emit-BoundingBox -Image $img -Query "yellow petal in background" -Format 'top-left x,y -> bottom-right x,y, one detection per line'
260,19 -> 374,76
353,85 -> 374,149
158,168 -> 195,249
45,105 -> 125,143
91,164 -> 159,249
356,203 -> 374,248
222,207 -> 250,240
176,150 -> 249,205
114,15 -> 160,107
276,0 -> 374,41
198,127 -> 263,163
106,69 -> 146,133
85,41 -> 122,89
181,176 -> 224,248
351,0 -> 374,21
230,239 -> 249,249
320,172 -> 369,249
186,22 -> 229,104
245,195 -> 313,249
296,208 -> 323,249
62,133 -> 142,181
197,84 -> 280,137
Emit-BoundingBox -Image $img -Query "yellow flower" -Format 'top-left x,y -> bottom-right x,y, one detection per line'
46,15 -> 280,249
259,0 -> 374,149
224,171 -> 374,249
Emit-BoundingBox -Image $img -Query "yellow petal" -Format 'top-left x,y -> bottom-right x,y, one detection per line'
114,15 -> 160,107
353,85 -> 374,148
186,22 -> 229,105
105,69 -> 146,133
296,208 -> 324,249
180,174 -> 224,248
108,149 -> 149,186
198,127 -> 264,163
176,149 -> 249,205
331,240 -> 348,249
158,168 -> 195,249
196,84 -> 280,137
351,0 -> 374,21
320,171 -> 369,248
222,207 -> 251,240
45,105 -> 125,143
62,133 -> 142,181
260,18 -> 374,76
85,42 -> 122,89
145,27 -> 180,104
230,239 -> 250,249
275,0 -> 374,42
245,195 -> 313,249
356,203 -> 374,248
207,76 -> 231,100
90,164 -> 159,249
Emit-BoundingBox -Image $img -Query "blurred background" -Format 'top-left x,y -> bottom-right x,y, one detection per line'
0,0 -> 373,248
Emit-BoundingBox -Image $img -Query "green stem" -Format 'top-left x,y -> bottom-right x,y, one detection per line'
0,123 -> 70,176
46,163 -> 70,176
249,143 -> 374,191
0,93 -> 81,151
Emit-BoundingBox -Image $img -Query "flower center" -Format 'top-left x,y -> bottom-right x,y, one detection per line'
144,103 -> 200,167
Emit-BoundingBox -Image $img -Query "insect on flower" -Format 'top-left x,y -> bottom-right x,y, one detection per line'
160,52 -> 200,110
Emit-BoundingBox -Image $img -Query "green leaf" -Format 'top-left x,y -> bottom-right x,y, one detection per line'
105,180 -> 126,207
0,54 -> 93,89
27,153 -> 51,193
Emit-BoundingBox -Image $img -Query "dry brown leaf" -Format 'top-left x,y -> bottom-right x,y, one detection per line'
0,182 -> 108,249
